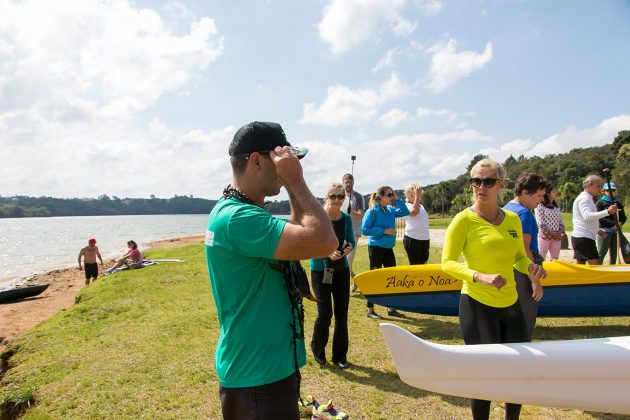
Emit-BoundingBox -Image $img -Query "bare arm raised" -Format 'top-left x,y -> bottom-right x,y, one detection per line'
271,146 -> 338,260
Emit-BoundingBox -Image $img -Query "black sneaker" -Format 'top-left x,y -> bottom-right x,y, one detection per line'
313,354 -> 326,366
366,312 -> 381,319
387,310 -> 406,318
336,361 -> 349,369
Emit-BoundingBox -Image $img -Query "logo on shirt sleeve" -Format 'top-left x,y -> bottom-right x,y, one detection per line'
205,229 -> 215,246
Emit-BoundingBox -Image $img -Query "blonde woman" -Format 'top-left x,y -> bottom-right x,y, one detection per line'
402,182 -> 430,265
361,186 -> 409,318
441,158 -> 546,420
309,182 -> 355,368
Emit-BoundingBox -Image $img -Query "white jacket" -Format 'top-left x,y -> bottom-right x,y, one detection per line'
571,191 -> 609,240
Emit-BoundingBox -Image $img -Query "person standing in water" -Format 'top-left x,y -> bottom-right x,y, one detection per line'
78,238 -> 103,285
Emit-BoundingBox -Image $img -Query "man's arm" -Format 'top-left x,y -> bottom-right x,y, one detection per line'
96,248 -> 103,265
78,249 -> 84,269
350,192 -> 364,222
272,147 -> 337,260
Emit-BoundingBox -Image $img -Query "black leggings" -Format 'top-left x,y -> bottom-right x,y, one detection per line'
310,267 -> 350,364
367,246 -> 396,308
459,294 -> 528,420
402,235 -> 430,265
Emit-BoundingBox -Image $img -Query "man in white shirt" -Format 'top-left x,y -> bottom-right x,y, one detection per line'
571,174 -> 618,264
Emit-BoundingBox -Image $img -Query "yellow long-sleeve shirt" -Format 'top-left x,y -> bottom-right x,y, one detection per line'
441,208 -> 531,308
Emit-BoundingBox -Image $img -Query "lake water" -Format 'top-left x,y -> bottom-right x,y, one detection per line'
0,214 -> 211,290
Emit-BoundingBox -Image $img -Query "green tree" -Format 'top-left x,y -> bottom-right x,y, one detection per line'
558,181 -> 579,212
615,143 -> 630,205
612,130 -> 630,155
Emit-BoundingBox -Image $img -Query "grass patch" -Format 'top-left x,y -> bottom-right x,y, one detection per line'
1,240 -> 629,418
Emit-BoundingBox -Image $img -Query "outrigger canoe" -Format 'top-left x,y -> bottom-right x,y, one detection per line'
380,323 -> 630,414
354,260 -> 630,317
0,283 -> 49,303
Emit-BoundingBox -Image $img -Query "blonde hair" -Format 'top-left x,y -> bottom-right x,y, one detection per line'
404,182 -> 421,202
469,158 -> 506,180
323,182 -> 344,211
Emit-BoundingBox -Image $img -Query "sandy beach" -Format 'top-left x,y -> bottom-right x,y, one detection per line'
0,235 -> 204,354
0,231 -> 572,354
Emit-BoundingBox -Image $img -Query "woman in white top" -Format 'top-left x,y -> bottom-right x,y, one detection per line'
535,186 -> 565,261
402,182 -> 431,265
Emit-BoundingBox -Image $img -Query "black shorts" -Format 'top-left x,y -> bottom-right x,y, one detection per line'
219,372 -> 299,420
84,263 -> 98,279
571,236 -> 599,261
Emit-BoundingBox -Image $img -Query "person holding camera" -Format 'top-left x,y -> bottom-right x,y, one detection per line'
361,185 -> 409,319
205,121 -> 337,419
309,182 -> 356,369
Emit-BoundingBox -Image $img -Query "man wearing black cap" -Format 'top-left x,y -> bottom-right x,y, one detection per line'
205,121 -> 337,419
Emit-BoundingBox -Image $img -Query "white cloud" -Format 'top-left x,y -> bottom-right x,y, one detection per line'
0,0 -> 224,197
318,0 -> 415,55
418,0 -> 444,14
372,47 -> 399,73
477,114 -> 630,163
300,73 -> 409,127
529,115 -> 630,157
427,39 -> 493,93
378,108 -> 409,129
415,106 -> 475,122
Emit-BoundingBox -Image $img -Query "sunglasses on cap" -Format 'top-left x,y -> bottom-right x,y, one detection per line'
470,178 -> 498,188
244,146 -> 309,160
328,194 -> 345,200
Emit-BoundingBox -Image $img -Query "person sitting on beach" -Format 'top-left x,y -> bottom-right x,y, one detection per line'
104,240 -> 143,274
78,238 -> 103,285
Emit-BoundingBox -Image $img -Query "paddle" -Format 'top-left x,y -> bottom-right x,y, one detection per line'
602,168 -> 622,264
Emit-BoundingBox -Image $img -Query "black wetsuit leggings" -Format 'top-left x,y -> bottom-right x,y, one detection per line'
459,294 -> 529,420
366,246 -> 396,308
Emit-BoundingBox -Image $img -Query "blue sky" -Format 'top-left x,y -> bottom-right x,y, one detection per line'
1,0 -> 629,199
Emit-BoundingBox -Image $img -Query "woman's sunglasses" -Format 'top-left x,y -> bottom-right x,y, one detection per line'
470,178 -> 498,188
384,192 -> 394,197
328,194 -> 345,200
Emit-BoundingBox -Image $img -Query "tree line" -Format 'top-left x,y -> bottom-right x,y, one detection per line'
418,130 -> 630,216
2,131 -> 628,218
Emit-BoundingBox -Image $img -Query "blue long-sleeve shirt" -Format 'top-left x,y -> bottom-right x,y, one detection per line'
361,198 -> 409,249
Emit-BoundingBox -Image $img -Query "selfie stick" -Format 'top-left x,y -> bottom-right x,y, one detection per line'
603,168 -> 622,264
348,155 -> 356,213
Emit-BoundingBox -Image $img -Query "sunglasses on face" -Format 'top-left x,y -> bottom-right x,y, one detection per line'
382,192 -> 394,197
328,194 -> 345,200
470,177 -> 498,188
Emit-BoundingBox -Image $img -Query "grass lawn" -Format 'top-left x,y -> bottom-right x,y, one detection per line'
2,240 -> 630,419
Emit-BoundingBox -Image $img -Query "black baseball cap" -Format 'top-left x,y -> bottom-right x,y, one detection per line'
229,121 -> 307,159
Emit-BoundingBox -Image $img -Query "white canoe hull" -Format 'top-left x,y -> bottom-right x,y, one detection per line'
380,323 -> 630,414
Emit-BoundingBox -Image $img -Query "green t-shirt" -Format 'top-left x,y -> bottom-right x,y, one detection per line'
205,197 -> 306,388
